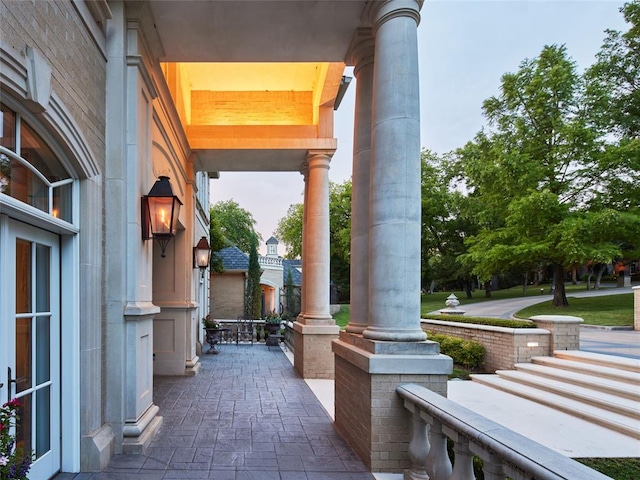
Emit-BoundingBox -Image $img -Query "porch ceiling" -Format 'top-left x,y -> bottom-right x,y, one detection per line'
146,0 -> 364,173
147,1 -> 368,63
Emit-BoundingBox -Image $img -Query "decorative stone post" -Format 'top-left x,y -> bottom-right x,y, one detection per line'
293,151 -> 340,378
333,0 -> 452,473
346,28 -> 374,335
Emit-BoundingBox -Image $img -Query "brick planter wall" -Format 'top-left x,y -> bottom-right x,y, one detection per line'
421,320 -> 550,372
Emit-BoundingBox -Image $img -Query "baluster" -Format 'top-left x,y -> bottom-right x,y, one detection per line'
481,453 -> 505,480
404,401 -> 430,480
423,415 -> 452,480
442,426 -> 475,480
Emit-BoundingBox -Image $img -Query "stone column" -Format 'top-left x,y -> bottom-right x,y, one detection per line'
293,151 -> 339,378
333,1 -> 452,473
345,29 -> 374,335
634,286 -> 640,331
298,165 -> 309,321
363,0 -> 426,342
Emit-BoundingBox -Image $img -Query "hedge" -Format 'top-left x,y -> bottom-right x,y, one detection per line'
428,332 -> 485,370
424,314 -> 536,329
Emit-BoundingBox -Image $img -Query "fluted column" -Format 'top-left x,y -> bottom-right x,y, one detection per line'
300,151 -> 333,324
363,0 -> 426,342
345,29 -> 374,335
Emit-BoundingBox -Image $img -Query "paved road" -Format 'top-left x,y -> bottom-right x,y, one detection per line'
429,285 -> 634,319
428,285 -> 640,359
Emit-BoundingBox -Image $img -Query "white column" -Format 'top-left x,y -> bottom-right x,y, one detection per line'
298,165 -> 309,321
346,29 -> 374,334
363,0 -> 426,342
300,151 -> 333,324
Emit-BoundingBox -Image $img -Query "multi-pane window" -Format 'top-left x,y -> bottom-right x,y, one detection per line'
0,104 -> 73,222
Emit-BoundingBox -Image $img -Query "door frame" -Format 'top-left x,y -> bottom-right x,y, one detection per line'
0,213 -> 81,473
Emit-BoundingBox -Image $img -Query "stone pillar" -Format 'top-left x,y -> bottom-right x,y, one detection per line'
529,315 -> 583,352
333,1 -> 452,474
634,286 -> 640,331
298,165 -> 309,320
345,29 -> 374,335
293,151 -> 339,379
363,0 -> 425,342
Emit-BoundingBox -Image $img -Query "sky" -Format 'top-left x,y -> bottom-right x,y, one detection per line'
211,0 -> 628,255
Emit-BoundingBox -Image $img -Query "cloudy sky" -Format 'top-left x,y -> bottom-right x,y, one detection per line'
211,0 -> 627,254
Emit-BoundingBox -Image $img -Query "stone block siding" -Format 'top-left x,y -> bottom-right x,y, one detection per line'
2,0 -> 107,173
422,320 -> 550,372
335,355 -> 448,472
211,273 -> 245,319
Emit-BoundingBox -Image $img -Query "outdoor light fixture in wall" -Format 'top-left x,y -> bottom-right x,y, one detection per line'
141,176 -> 182,257
193,236 -> 211,280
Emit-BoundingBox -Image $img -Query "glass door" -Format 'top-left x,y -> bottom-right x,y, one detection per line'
3,219 -> 61,479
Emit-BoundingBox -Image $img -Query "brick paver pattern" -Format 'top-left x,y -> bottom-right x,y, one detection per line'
54,344 -> 375,480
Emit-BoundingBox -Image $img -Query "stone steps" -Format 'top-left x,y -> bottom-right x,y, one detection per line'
470,350 -> 640,439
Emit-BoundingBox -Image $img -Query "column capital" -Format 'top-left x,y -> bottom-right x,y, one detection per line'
347,28 -> 374,75
369,0 -> 422,32
306,150 -> 333,170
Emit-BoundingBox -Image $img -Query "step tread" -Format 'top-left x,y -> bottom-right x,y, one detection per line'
553,350 -> 640,373
470,374 -> 640,438
514,362 -> 640,399
531,356 -> 640,383
494,370 -> 640,417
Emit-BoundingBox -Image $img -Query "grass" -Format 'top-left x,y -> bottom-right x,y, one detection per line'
419,283 -> 594,316
333,304 -> 350,329
577,457 -> 640,479
515,294 -> 634,326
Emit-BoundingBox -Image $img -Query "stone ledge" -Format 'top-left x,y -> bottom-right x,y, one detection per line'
332,338 -> 452,375
338,330 -> 440,355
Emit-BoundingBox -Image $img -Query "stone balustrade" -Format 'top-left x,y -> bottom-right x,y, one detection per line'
259,255 -> 283,267
396,383 -> 612,480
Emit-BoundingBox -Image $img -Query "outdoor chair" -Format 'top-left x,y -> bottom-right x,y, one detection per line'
236,317 -> 254,345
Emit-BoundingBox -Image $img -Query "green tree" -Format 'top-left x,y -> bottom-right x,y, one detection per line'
245,236 -> 262,319
210,199 -> 261,253
421,150 -> 478,297
274,203 -> 303,258
454,44 -> 636,307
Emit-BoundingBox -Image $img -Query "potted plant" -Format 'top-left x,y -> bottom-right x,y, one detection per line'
201,314 -> 222,354
0,398 -> 33,480
264,311 -> 283,346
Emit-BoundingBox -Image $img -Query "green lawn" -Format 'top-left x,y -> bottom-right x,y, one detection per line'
515,294 -> 634,326
333,284 -> 634,328
577,457 -> 640,479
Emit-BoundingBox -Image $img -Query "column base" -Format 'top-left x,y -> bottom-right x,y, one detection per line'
122,404 -> 163,454
293,322 -> 340,379
332,332 -> 452,473
80,424 -> 115,472
185,355 -> 201,376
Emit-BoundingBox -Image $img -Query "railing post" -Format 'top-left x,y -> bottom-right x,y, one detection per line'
442,426 -> 475,480
477,451 -> 504,480
404,401 -> 430,480
423,415 -> 452,480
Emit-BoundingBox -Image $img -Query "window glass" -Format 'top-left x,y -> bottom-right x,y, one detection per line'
0,103 -> 73,221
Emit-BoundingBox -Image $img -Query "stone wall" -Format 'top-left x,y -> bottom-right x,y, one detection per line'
421,320 -> 550,372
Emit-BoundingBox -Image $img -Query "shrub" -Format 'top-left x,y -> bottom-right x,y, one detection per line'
428,332 -> 485,370
425,314 -> 536,329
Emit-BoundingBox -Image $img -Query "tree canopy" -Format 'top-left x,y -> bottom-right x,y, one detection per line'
209,199 -> 261,254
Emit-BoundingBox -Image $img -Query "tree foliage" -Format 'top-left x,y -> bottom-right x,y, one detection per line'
452,43 -> 639,307
274,203 -> 303,259
245,235 -> 262,319
210,200 -> 261,254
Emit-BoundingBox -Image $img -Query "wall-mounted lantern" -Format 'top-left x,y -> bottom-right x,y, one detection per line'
193,236 -> 211,280
141,176 -> 182,257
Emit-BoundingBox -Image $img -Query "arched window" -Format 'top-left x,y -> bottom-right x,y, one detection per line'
0,104 -> 73,222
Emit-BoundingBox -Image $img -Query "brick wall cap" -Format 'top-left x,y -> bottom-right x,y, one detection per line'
530,315 -> 584,324
422,319 -> 548,334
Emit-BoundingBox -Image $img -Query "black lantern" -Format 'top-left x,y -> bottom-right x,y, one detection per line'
193,236 -> 211,279
142,176 -> 182,257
